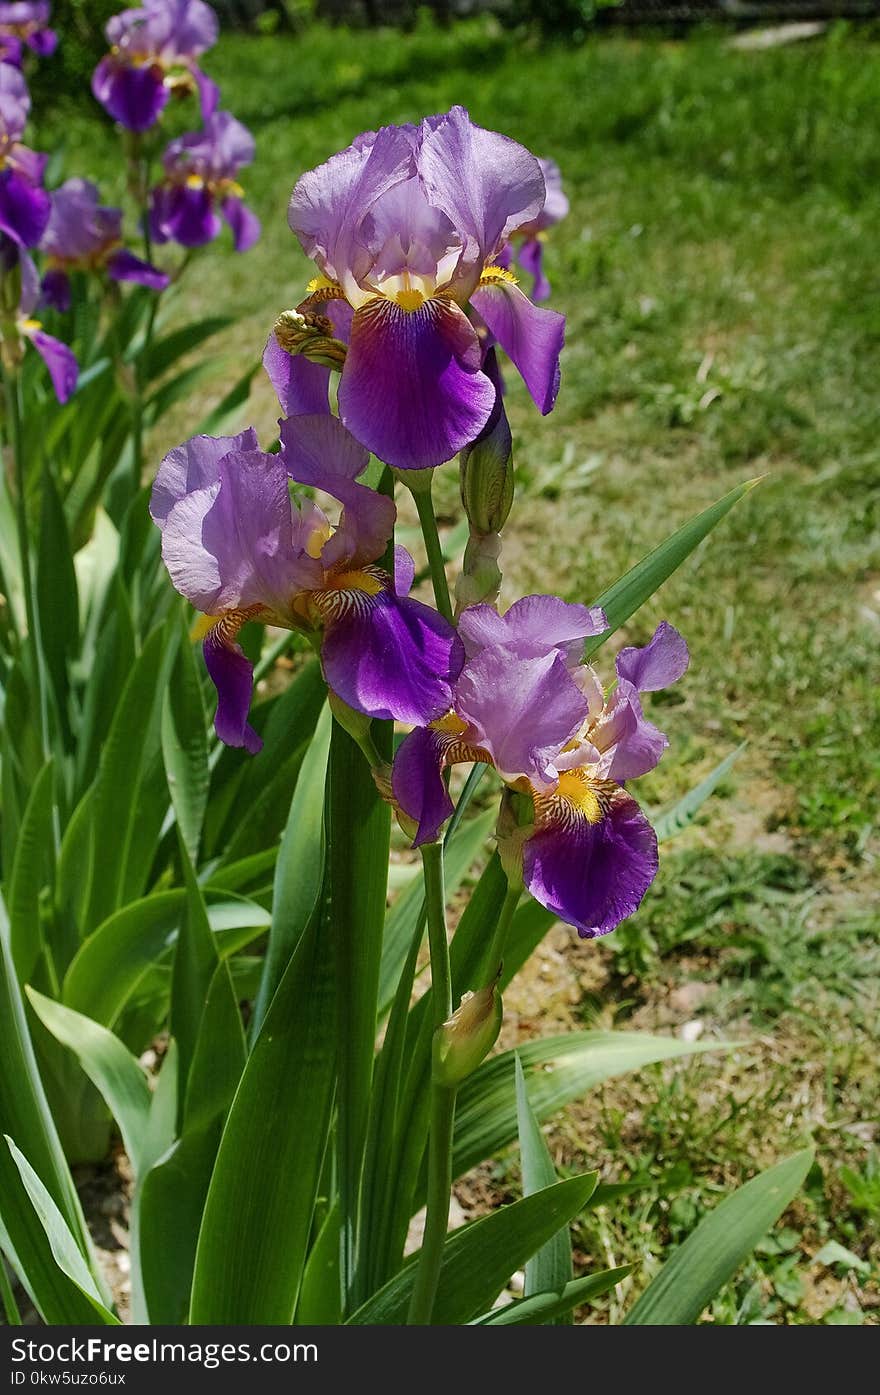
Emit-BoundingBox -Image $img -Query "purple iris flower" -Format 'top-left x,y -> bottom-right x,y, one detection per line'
91,0 -> 219,133
0,62 -> 50,247
39,177 -> 169,312
7,243 -> 77,400
391,597 -> 689,938
0,3 -> 56,65
278,106 -> 566,472
149,413 -> 464,753
149,111 -> 259,252
500,158 -> 568,304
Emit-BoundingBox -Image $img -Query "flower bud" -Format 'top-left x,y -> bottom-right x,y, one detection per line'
454,529 -> 502,613
328,690 -> 381,768
432,978 -> 503,1088
273,309 -> 347,370
458,349 -> 514,534
495,786 -> 534,887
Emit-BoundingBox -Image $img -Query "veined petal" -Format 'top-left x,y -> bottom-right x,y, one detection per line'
417,105 -> 546,299
262,331 -> 331,417
391,725 -> 455,847
516,236 -> 550,304
151,427 -> 259,524
454,647 -> 588,789
523,786 -> 658,937
321,589 -> 464,725
203,615 -> 262,754
470,278 -> 564,415
592,681 -> 668,782
616,620 -> 689,693
338,295 -> 494,470
279,412 -> 394,568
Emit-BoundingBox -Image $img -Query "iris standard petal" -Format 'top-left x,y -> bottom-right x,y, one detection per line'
454,647 -> 588,789
593,681 -> 669,782
523,788 -> 658,938
92,57 -> 168,132
29,327 -> 77,402
616,620 -> 689,693
469,278 -> 564,415
106,247 -> 170,291
338,295 -> 494,470
417,105 -> 546,298
516,237 -> 550,304
280,412 -> 394,569
0,168 -> 50,247
203,622 -> 262,754
321,590 -> 465,725
221,196 -> 260,252
391,725 -> 455,847
151,427 -> 259,524
458,593 -> 607,665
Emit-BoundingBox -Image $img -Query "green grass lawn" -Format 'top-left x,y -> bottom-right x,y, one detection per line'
41,16 -> 879,1323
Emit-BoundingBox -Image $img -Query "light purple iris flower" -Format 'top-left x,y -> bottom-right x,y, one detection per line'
0,62 -> 50,247
91,0 -> 219,133
0,2 -> 56,65
500,157 -> 568,304
392,598 -> 689,938
39,177 -> 169,312
150,414 -> 464,753
276,106 -> 565,472
9,245 -> 77,400
150,111 -> 259,252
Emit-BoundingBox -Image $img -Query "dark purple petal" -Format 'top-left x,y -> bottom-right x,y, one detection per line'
151,427 -> 259,524
338,296 -> 494,471
40,266 -> 70,312
203,625 -> 262,754
516,237 -> 550,303
455,647 -> 589,788
279,412 -> 394,569
469,279 -> 564,415
458,594 -> 607,666
150,182 -> 220,247
0,58 -> 29,133
417,106 -> 546,298
29,327 -> 77,402
392,725 -> 454,847
91,56 -> 168,132
26,27 -> 56,57
616,620 -> 689,693
0,35 -> 23,66
221,195 -> 260,252
0,168 -> 50,248
262,331 -> 330,417
523,788 -> 658,937
106,246 -> 170,291
321,590 -> 464,724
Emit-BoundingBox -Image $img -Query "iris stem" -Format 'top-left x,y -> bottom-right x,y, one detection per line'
481,880 -> 521,988
0,1256 -> 21,1325
407,840 -> 454,1325
412,483 -> 454,626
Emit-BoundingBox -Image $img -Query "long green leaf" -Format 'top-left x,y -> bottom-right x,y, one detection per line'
0,894 -> 105,1323
624,1148 -> 814,1325
474,1266 -> 633,1324
36,470 -> 78,736
170,839 -> 219,1111
584,477 -> 760,658
652,745 -> 745,843
7,760 -> 54,983
349,1174 -> 598,1325
161,617 -> 209,865
144,317 -> 232,381
515,1053 -> 572,1317
4,1138 -> 118,1325
251,703 -> 330,1037
63,890 -> 270,1031
451,1032 -> 727,1194
26,989 -> 151,1178
189,898 -> 337,1323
